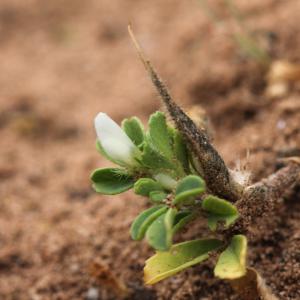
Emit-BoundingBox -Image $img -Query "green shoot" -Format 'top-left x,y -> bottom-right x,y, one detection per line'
91,111 -> 244,284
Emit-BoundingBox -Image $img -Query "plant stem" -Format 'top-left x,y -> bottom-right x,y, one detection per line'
225,162 -> 300,237
231,268 -> 279,300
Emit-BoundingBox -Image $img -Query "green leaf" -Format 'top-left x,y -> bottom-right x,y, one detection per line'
172,211 -> 196,234
173,131 -> 190,174
130,205 -> 168,241
173,175 -> 206,205
134,178 -> 164,197
122,117 -> 145,146
144,238 -> 222,285
202,196 -> 239,231
149,191 -> 167,203
154,173 -> 177,191
140,142 -> 174,171
146,207 -> 177,251
148,112 -> 174,160
91,168 -> 134,195
214,235 -> 247,279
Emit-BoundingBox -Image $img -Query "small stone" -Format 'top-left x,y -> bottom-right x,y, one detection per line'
276,119 -> 286,130
86,287 -> 99,300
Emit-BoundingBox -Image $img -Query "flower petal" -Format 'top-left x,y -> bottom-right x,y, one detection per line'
94,113 -> 138,166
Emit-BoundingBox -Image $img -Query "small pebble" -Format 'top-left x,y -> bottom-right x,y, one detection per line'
86,287 -> 99,300
276,119 -> 286,130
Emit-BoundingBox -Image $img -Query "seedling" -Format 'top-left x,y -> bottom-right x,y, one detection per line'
90,27 -> 300,299
91,109 -> 243,284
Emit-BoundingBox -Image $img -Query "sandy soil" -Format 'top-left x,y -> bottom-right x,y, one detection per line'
0,0 -> 299,299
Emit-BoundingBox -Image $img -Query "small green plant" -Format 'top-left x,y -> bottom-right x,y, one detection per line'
89,26 -> 299,299
91,111 -> 245,285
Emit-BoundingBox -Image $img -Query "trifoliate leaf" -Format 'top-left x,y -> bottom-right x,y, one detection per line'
134,178 -> 164,197
214,235 -> 247,279
173,175 -> 206,205
202,195 -> 239,231
130,205 -> 168,241
144,238 -> 222,285
91,168 -> 134,195
146,207 -> 177,251
122,117 -> 145,147
172,211 -> 196,234
149,191 -> 168,203
148,112 -> 174,160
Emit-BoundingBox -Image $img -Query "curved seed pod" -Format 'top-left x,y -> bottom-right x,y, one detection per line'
128,25 -> 243,201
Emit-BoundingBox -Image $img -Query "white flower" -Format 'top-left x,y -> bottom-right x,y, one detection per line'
154,173 -> 177,190
94,112 -> 138,166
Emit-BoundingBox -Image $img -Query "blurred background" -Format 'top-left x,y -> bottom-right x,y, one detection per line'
0,0 -> 299,299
